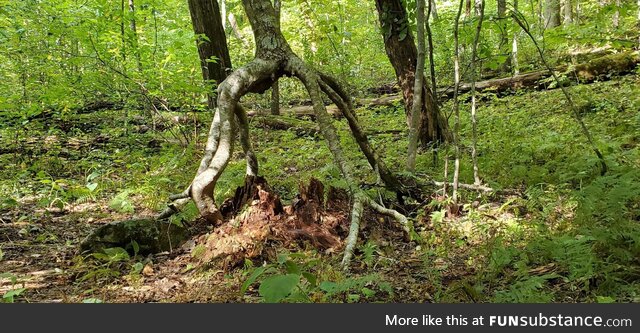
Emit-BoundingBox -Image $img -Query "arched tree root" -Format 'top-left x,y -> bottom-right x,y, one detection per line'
167,0 -> 415,270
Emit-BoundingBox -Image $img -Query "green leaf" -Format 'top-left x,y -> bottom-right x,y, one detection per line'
302,272 -> 317,287
87,171 -> 100,182
131,240 -> 140,256
1,198 -> 18,209
102,247 -> 130,262
277,253 -> 289,264
240,266 -> 271,295
596,296 -> 616,303
347,294 -> 360,303
284,260 -> 301,275
86,183 -> 98,192
361,287 -> 376,298
319,281 -> 338,293
131,262 -> 144,274
3,288 -> 26,302
259,274 -> 300,303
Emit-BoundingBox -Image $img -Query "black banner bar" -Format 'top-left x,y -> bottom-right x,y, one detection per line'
1,304 -> 637,333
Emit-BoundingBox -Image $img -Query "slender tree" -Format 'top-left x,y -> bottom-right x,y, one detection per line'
426,0 -> 437,93
563,0 -> 573,25
469,0 -> 485,186
270,0 -> 281,116
452,0 -> 464,203
613,0 -> 621,29
407,0 -> 426,172
128,0 -> 143,73
430,0 -> 439,21
497,0 -> 510,73
512,0 -> 520,75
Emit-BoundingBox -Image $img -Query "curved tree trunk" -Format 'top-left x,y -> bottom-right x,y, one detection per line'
374,0 -> 451,147
186,0 -> 413,268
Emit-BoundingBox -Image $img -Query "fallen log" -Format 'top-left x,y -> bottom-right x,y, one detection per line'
248,51 -> 639,118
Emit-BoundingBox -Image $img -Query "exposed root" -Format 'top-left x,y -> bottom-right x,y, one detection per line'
175,0 -> 416,270
190,59 -> 278,223
317,76 -> 403,194
291,58 -> 413,269
235,104 -> 259,176
341,194 -> 364,269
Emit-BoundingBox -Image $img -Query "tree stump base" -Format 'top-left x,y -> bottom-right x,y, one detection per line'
201,177 -> 349,268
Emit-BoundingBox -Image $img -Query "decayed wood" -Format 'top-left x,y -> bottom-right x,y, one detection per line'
202,178 -> 348,267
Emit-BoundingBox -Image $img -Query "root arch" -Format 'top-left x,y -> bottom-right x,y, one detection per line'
176,0 -> 414,269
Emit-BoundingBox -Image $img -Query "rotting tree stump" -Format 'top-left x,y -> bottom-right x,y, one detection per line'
200,177 -> 350,268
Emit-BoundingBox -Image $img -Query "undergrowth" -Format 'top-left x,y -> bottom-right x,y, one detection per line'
0,75 -> 638,303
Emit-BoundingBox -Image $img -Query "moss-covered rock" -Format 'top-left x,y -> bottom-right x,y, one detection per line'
80,219 -> 189,255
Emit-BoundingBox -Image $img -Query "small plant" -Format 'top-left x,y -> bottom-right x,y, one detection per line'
241,252 -> 393,303
0,273 -> 26,303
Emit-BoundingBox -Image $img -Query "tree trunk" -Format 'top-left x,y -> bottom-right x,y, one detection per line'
270,0 -> 281,116
497,0 -> 511,73
407,0 -> 425,172
120,0 -> 126,62
374,0 -> 450,146
513,0 -> 520,75
613,0 -> 621,29
187,0 -> 232,92
544,0 -> 561,29
465,0 -> 471,18
430,0 -> 439,21
563,0 -> 573,25
228,12 -> 249,47
470,0 -> 485,186
452,0 -> 464,204
128,0 -> 143,73
474,0 -> 482,16
426,0 -> 438,92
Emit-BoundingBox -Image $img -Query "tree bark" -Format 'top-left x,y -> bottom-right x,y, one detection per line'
563,0 -> 573,25
128,0 -> 143,73
374,0 -> 450,146
452,0 -> 464,204
469,0 -> 485,186
430,0 -> 439,21
270,0 -> 281,116
426,0 -> 438,93
497,0 -> 511,73
544,0 -> 561,29
187,0 -> 232,93
407,0 -> 425,172
613,0 -> 621,29
513,0 -> 520,75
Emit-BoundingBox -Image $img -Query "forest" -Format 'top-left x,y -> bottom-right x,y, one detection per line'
0,0 -> 639,303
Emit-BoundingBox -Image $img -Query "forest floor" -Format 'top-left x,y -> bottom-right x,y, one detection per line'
1,74 -> 639,303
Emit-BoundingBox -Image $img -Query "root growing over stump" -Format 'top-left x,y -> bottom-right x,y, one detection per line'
169,0 -> 414,269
